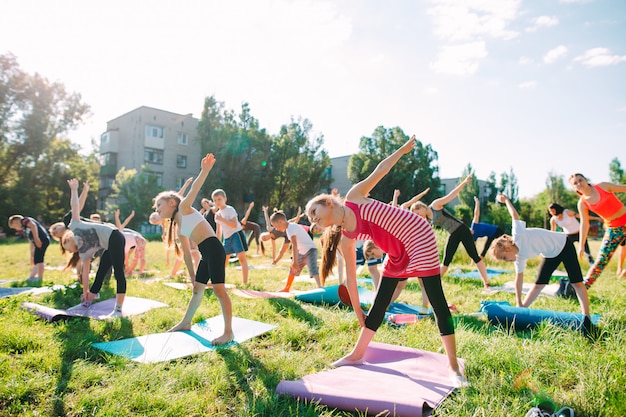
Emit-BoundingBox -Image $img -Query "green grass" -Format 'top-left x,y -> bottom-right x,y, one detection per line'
1,233 -> 624,417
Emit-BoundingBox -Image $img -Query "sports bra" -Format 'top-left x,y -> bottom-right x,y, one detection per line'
583,185 -> 626,227
180,210 -> 205,237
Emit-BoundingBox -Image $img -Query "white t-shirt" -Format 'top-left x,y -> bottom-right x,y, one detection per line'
512,219 -> 566,273
551,209 -> 580,234
216,205 -> 241,239
69,219 -> 116,261
287,223 -> 317,255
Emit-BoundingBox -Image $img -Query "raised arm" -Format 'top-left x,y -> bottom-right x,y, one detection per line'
241,202 -> 254,225
472,196 -> 480,224
68,179 -> 81,221
400,187 -> 431,210
78,181 -> 90,213
391,189 -> 400,207
262,205 -> 272,231
180,154 -> 216,212
347,136 -> 416,200
431,175 -> 471,210
115,209 -> 135,230
177,177 -> 194,196
496,193 -> 519,221
599,181 -> 626,194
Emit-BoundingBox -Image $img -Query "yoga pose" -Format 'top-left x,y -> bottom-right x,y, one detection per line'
8,214 -> 50,281
411,175 -> 490,289
492,194 -> 590,318
270,210 -> 321,291
471,196 -> 505,259
153,153 -> 233,344
547,203 -> 595,263
114,209 -> 147,275
212,188 -> 249,285
62,179 -> 127,318
240,201 -> 263,255
306,136 -> 468,387
569,173 -> 626,285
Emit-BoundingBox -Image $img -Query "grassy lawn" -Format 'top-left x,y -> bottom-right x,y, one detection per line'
0,234 -> 624,417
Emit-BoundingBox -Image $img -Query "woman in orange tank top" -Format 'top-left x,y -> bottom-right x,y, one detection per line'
568,173 -> 626,284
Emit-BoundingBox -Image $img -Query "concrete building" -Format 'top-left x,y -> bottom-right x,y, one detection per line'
98,106 -> 201,209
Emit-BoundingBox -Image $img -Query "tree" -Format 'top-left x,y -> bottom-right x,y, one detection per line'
499,167 -> 519,204
104,166 -> 162,229
458,164 -> 479,208
609,158 -> 626,204
348,126 -> 441,203
266,117 -> 331,212
0,53 -> 93,228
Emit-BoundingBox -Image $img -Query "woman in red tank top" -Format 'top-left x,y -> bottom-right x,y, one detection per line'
568,173 -> 626,283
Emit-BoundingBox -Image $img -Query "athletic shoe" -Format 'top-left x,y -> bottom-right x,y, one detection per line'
524,407 -> 553,417
106,310 -> 122,319
554,406 -> 575,417
450,373 -> 470,388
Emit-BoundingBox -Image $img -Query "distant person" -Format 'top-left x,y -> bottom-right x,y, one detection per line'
568,173 -> 626,286
471,196 -> 505,258
212,188 -> 249,285
411,175 -> 491,289
8,214 -> 50,281
547,202 -> 595,263
153,154 -> 233,345
240,201 -> 263,256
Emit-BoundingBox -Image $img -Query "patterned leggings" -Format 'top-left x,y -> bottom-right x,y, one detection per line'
585,225 -> 626,286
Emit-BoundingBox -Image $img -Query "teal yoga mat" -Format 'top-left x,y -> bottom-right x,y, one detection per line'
448,268 -> 509,279
92,316 -> 276,363
295,284 -> 375,306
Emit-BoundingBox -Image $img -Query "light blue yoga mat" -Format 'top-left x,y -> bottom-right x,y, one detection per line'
480,301 -> 601,330
295,284 -> 375,306
93,316 -> 277,363
448,268 -> 509,279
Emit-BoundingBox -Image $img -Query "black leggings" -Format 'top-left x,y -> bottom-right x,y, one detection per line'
195,237 -> 226,285
365,275 -> 455,336
443,226 -> 482,266
480,227 -> 505,258
91,230 -> 126,295
536,240 -> 583,284
566,232 -> 592,256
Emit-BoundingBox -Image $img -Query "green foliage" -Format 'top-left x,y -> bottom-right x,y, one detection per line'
453,204 -> 473,225
104,166 -> 162,228
348,126 -> 441,203
609,158 -> 626,204
458,165 -> 479,208
0,53 -> 94,228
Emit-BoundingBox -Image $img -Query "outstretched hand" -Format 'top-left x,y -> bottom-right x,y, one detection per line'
67,178 -> 79,190
496,193 -> 508,204
201,153 -> 216,171
400,135 -> 417,154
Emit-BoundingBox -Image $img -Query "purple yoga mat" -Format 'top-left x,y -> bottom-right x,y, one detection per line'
22,296 -> 168,322
276,342 -> 464,417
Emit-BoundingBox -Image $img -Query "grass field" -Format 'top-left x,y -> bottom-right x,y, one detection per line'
0,234 -> 624,417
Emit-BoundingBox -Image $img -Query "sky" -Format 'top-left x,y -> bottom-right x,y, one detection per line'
1,0 -> 625,199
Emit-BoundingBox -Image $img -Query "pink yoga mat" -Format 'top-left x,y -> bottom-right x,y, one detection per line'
276,342 -> 464,417
229,288 -> 297,299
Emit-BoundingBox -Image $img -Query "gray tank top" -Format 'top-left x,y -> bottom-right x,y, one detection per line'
431,207 -> 463,233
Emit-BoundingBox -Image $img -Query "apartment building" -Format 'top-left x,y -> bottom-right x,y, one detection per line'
98,106 -> 201,209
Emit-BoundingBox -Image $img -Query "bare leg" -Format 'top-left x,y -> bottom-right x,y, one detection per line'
571,282 -> 590,316
389,280 -> 407,304
617,245 -> 626,278
475,259 -> 490,288
441,333 -> 468,386
237,252 -> 248,285
440,264 -> 448,277
312,274 -> 322,288
169,282 -> 207,332
332,327 -> 376,365
520,284 -> 546,308
211,283 -> 234,345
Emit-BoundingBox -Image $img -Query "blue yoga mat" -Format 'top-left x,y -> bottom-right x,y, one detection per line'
448,268 -> 509,279
480,301 -> 601,330
92,315 -> 276,363
295,285 -> 375,306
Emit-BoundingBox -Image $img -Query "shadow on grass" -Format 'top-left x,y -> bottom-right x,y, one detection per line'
267,298 -> 324,327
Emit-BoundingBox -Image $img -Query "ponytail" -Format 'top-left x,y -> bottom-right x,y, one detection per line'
320,225 -> 342,285
168,207 -> 181,257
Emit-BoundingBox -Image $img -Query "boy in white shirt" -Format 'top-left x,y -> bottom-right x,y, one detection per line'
212,189 -> 249,285
270,211 -> 321,291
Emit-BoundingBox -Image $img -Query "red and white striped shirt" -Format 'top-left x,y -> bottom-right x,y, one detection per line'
342,199 -> 440,278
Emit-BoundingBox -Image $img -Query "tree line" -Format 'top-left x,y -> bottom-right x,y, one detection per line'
1,52 -> 623,236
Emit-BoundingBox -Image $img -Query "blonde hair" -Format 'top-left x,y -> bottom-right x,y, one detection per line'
49,222 -> 68,242
153,191 -> 182,256
61,232 -> 81,270
410,201 -> 428,213
362,240 -> 378,259
490,234 -> 516,261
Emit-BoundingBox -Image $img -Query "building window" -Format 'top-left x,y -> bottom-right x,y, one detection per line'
145,125 -> 164,138
146,172 -> 163,187
99,152 -> 117,166
176,155 -> 187,168
176,177 -> 186,189
101,132 -> 110,144
145,148 -> 164,164
178,133 -> 188,145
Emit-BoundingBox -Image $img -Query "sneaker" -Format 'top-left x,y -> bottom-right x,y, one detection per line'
106,310 -> 122,319
554,406 -> 575,417
525,407 -> 553,417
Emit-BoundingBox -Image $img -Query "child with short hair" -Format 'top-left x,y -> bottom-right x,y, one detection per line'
8,214 -> 50,280
270,210 -> 321,291
153,154 -> 233,344
212,188 -> 249,285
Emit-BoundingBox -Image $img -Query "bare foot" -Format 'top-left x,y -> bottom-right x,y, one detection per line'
278,287 -> 291,293
167,321 -> 192,332
448,304 -> 457,312
331,355 -> 364,367
211,331 -> 234,346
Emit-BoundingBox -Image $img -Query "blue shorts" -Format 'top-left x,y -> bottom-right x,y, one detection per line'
223,231 -> 246,255
289,248 -> 319,276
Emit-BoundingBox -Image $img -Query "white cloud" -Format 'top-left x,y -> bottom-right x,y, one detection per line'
430,41 -> 488,76
427,0 -> 521,42
526,15 -> 559,32
518,81 -> 537,89
519,56 -> 533,65
558,0 -> 593,3
618,107 -> 626,113
543,45 -> 568,63
423,87 -> 440,95
574,48 -> 626,67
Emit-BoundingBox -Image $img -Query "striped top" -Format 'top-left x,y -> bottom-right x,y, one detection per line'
342,199 -> 440,278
